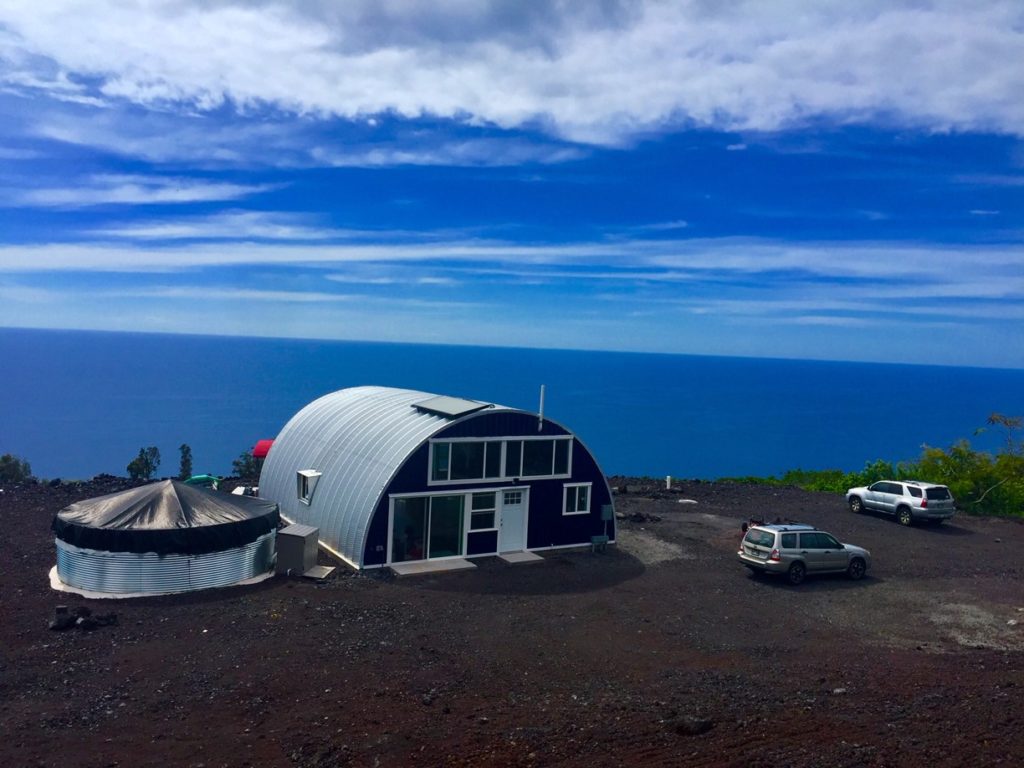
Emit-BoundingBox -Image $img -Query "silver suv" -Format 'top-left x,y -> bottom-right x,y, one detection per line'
738,523 -> 871,585
846,480 -> 955,525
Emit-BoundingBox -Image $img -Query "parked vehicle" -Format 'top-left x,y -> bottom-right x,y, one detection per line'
845,480 -> 955,525
738,523 -> 871,585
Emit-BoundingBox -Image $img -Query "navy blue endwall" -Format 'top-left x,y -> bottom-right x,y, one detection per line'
361,410 -> 614,567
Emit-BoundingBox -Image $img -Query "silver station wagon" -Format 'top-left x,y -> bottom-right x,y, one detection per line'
738,523 -> 871,585
846,480 -> 955,525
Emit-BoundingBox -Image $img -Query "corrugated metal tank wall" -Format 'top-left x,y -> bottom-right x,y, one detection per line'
55,532 -> 276,595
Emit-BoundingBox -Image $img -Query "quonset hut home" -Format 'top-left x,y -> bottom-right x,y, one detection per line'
258,386 -> 614,570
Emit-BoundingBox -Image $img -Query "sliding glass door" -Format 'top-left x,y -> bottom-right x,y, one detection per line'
428,495 -> 464,558
391,494 -> 466,562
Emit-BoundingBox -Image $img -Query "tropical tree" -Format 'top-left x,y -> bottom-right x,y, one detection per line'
232,451 -> 260,479
178,443 -> 193,480
127,446 -> 161,481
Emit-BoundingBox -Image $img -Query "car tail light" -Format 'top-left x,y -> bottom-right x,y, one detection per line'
769,549 -> 781,562
921,498 -> 928,508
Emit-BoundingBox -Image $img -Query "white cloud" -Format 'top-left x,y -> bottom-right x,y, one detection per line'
0,146 -> 43,159
1,237 -> 1021,324
309,138 -> 585,167
92,211 -> 340,240
5,174 -> 275,207
633,220 -> 689,232
85,284 -> 483,311
1,2 -> 1023,146
123,287 -> 355,303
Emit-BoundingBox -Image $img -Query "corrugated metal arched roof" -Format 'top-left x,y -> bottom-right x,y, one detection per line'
258,386 -> 512,567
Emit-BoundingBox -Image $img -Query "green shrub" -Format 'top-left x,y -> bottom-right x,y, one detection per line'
729,412 -> 1024,518
0,453 -> 33,483
232,451 -> 260,479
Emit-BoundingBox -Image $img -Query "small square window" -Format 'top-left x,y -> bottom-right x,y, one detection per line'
563,483 -> 591,515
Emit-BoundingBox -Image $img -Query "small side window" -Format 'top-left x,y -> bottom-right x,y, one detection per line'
780,533 -> 797,548
907,485 -> 922,498
563,483 -> 591,515
297,470 -> 322,504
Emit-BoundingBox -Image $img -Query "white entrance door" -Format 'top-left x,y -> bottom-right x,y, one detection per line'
499,488 -> 528,552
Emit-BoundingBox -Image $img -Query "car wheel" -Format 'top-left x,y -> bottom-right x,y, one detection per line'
897,506 -> 913,526
787,562 -> 806,585
847,558 -> 866,580
849,496 -> 863,514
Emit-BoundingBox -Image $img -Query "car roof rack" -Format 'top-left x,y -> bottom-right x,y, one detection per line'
747,516 -> 812,529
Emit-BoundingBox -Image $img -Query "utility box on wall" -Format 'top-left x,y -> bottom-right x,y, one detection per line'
276,524 -> 319,575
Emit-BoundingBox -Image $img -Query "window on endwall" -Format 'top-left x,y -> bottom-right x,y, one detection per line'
505,438 -> 571,478
505,441 -> 522,477
554,439 -> 570,475
522,439 -> 554,477
484,441 -> 502,478
470,491 -> 497,530
450,441 -> 485,480
297,470 -> 322,504
564,483 -> 590,515
431,442 -> 450,482
432,438 -> 571,482
432,441 -> 504,482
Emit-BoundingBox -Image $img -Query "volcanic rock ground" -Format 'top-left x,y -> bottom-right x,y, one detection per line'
2,476 -> 1023,767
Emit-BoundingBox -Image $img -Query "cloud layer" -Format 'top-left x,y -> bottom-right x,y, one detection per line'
3,1 -> 1024,145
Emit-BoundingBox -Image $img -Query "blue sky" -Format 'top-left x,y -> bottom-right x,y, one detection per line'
0,1 -> 1022,367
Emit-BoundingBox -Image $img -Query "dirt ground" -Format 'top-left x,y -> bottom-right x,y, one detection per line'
2,476 -> 1023,767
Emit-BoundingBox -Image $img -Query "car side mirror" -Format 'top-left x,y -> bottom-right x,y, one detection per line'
837,543 -> 845,549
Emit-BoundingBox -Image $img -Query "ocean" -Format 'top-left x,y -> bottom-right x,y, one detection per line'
2,327 -> 1023,481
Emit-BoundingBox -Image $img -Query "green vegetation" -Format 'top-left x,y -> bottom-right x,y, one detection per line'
178,443 -> 193,480
232,450 -> 260,479
127,446 -> 161,481
0,453 -> 33,483
720,413 -> 1024,518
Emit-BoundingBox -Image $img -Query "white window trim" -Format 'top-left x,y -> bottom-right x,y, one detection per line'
469,491 -> 499,532
563,482 -> 592,516
427,436 -> 573,486
296,469 -> 322,505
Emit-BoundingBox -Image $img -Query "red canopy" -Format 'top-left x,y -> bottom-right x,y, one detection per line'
252,439 -> 274,459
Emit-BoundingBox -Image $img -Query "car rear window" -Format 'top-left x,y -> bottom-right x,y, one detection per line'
926,487 -> 952,500
743,529 -> 775,547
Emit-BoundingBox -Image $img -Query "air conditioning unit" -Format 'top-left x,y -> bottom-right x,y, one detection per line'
276,524 -> 320,575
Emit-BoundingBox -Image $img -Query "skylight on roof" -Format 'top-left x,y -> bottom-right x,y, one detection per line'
413,395 -> 491,419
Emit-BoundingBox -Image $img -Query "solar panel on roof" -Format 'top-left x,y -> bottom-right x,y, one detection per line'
413,395 -> 492,419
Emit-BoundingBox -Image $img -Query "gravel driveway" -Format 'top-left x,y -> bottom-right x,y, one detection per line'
2,477 -> 1022,767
